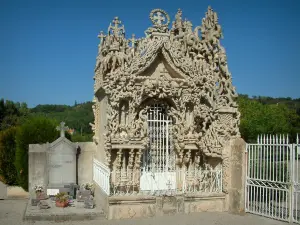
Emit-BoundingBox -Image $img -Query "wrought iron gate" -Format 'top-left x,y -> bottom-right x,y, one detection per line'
245,134 -> 300,223
140,103 -> 176,194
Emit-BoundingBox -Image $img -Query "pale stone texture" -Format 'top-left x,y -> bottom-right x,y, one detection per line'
0,181 -> 7,199
77,142 -> 96,185
47,137 -> 77,187
29,137 -> 96,192
222,138 -> 246,214
227,138 -> 247,214
0,199 -> 288,225
90,7 -> 245,219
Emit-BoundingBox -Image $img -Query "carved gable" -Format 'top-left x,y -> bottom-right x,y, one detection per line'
138,56 -> 185,80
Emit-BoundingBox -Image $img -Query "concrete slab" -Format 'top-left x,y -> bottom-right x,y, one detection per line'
24,198 -> 106,221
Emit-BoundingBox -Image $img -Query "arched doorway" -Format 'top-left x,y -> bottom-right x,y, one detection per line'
140,103 -> 176,193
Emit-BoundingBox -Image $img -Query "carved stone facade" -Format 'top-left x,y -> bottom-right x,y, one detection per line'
92,7 -> 240,196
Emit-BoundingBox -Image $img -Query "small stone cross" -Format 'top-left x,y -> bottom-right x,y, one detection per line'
56,122 -> 69,138
153,12 -> 165,26
113,17 -> 121,27
129,34 -> 137,48
97,31 -> 106,44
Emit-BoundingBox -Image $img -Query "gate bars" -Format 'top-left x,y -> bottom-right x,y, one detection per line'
245,134 -> 300,223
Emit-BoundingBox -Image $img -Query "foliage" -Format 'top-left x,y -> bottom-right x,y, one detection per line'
237,95 -> 300,142
14,117 -> 61,191
30,101 -> 94,137
0,99 -> 29,131
0,127 -> 18,185
55,192 -> 69,203
33,185 -> 44,193
71,133 -> 93,142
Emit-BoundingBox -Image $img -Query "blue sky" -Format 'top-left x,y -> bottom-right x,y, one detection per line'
0,0 -> 299,108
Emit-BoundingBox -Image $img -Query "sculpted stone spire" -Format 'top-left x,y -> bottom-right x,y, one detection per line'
93,7 -> 240,167
108,17 -> 125,37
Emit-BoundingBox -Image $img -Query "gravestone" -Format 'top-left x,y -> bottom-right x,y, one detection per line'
0,181 -> 7,200
47,122 -> 77,190
76,189 -> 91,202
64,183 -> 79,198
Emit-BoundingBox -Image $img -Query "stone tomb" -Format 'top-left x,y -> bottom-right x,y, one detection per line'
91,7 -> 246,220
29,122 -> 96,196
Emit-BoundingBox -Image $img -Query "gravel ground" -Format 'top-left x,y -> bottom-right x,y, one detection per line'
0,199 -> 288,225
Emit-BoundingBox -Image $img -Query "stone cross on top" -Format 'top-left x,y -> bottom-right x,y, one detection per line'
56,122 -> 69,138
153,12 -> 165,25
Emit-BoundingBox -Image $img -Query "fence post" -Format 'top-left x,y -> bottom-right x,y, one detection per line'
244,144 -> 248,212
289,143 -> 294,223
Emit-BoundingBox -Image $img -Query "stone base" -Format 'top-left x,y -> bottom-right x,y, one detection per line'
24,198 -> 105,221
105,193 -> 226,220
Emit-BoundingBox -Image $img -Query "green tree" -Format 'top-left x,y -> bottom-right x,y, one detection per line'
0,127 -> 18,185
0,99 -> 29,131
71,133 -> 93,142
14,117 -> 60,191
238,96 -> 300,142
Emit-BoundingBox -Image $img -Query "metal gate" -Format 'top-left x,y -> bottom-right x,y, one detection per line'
245,134 -> 300,223
140,103 -> 176,194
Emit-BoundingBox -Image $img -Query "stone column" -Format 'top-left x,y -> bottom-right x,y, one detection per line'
223,137 -> 246,214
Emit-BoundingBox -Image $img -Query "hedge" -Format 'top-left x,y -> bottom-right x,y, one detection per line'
0,127 -> 18,185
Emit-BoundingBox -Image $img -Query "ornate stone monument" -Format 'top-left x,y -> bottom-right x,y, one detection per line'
91,7 -> 243,219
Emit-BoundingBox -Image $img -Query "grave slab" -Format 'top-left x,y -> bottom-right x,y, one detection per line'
24,198 -> 105,221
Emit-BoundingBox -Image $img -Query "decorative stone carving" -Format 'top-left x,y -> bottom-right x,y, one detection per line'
92,7 -> 240,194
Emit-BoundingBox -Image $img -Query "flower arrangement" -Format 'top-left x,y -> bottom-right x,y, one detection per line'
55,192 -> 69,207
81,182 -> 94,191
33,185 -> 44,193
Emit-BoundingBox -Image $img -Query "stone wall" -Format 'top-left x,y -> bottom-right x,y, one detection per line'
104,193 -> 227,220
77,142 -> 96,185
28,143 -> 49,193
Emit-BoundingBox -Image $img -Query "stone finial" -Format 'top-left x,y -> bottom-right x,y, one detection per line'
56,122 -> 69,138
108,16 -> 125,37
97,31 -> 106,44
150,9 -> 170,27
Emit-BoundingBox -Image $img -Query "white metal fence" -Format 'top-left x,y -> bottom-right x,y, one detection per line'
93,158 -> 110,195
245,134 -> 300,223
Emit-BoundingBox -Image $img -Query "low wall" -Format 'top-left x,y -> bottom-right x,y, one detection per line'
102,193 -> 226,220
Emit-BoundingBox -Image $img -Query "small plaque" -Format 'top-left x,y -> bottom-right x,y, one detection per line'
47,189 -> 59,196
